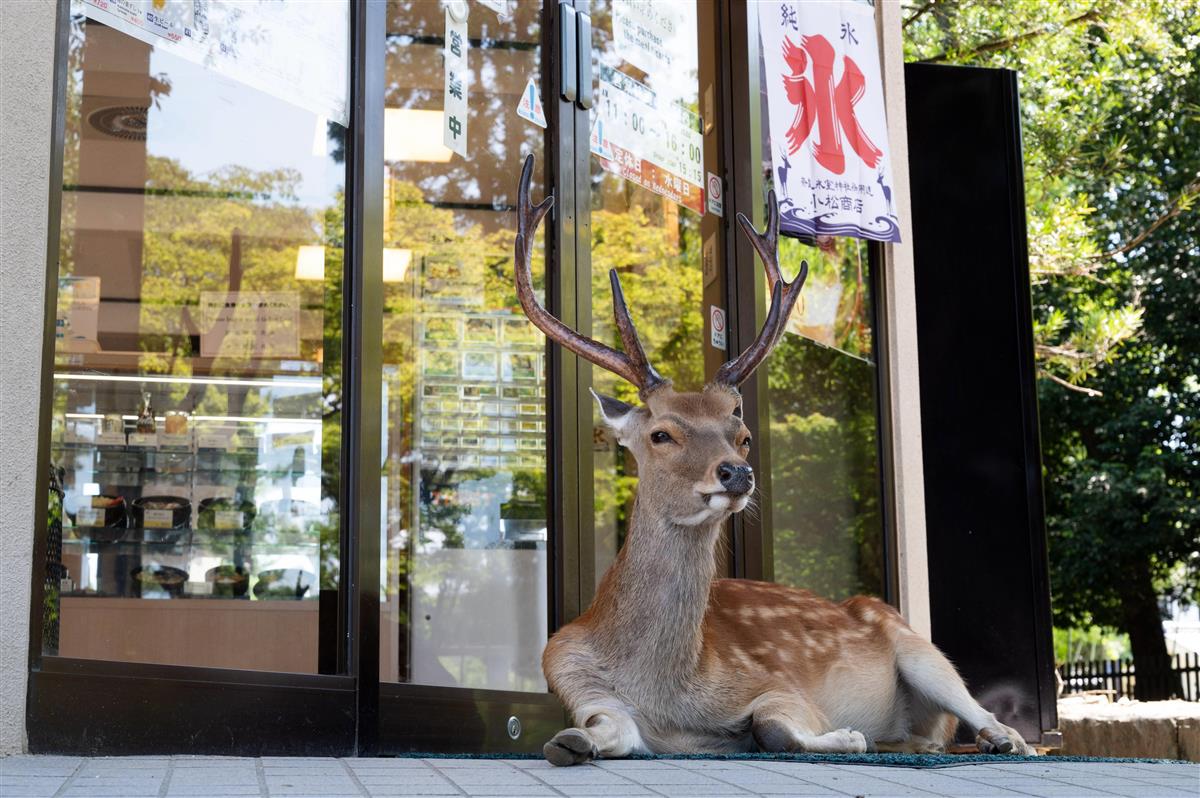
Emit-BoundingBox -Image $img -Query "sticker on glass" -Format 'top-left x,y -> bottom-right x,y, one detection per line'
516,77 -> 547,129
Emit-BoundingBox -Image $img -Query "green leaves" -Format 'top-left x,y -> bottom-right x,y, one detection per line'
908,0 -> 1200,651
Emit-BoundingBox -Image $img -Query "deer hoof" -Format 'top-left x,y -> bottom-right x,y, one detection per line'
838,729 -> 869,753
544,728 -> 597,767
977,726 -> 1033,756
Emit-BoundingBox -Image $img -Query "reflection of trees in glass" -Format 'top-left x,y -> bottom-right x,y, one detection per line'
381,176 -> 548,602
590,191 -> 704,549
767,329 -> 884,601
778,236 -> 872,360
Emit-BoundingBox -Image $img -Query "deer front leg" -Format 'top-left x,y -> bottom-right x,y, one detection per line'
545,699 -> 645,766
750,693 -> 869,754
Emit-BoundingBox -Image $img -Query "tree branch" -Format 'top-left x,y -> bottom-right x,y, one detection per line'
919,8 -> 1103,64
902,0 -> 942,30
1041,370 -> 1103,397
1088,174 -> 1200,261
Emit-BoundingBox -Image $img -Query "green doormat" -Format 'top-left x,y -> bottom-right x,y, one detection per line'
389,751 -> 1192,768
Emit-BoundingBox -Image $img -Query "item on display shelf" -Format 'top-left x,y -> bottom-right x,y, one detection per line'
102,413 -> 125,436
253,568 -> 315,600
206,564 -> 250,598
131,565 -> 189,598
164,410 -> 189,435
131,495 -> 191,533
136,391 -> 156,433
197,497 -> 256,532
72,494 -> 128,537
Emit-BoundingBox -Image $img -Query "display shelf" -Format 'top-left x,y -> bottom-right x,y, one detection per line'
62,528 -> 320,549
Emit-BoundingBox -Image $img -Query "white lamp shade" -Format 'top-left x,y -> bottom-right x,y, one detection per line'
383,248 -> 413,283
385,108 -> 453,163
295,245 -> 326,281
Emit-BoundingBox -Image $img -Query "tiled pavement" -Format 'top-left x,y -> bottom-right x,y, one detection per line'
1,756 -> 1197,798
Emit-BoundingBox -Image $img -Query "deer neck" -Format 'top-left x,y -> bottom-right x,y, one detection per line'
591,491 -> 722,678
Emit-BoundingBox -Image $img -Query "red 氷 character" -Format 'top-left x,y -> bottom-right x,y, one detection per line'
782,34 -> 883,175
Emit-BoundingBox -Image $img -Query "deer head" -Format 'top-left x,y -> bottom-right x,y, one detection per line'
513,155 -> 806,528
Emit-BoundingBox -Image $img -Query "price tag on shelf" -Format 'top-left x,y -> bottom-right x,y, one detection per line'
158,433 -> 191,449
77,507 -> 103,527
128,433 -> 158,447
197,433 -> 232,451
214,510 -> 244,530
143,509 -> 174,528
96,432 -> 127,446
233,435 -> 260,452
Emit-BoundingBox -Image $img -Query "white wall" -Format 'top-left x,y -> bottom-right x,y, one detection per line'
1,0 -> 59,756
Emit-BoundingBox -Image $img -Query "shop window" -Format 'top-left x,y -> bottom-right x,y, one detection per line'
378,0 -> 548,692
751,7 -> 887,600
41,1 -> 349,673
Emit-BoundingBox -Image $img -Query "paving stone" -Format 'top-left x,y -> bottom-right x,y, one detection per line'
550,786 -> 660,796
1122,775 -> 1200,788
532,768 -> 640,785
592,759 -> 684,770
455,787 -> 559,796
5,755 -> 1198,798
864,773 -> 1028,794
353,773 -> 448,783
708,785 -> 845,796
621,769 -> 734,785
168,770 -> 259,783
0,756 -> 82,776
639,788 -> 752,797
1038,779 -> 1197,797
424,758 -> 516,768
165,784 -> 263,796
61,787 -> 162,797
0,778 -> 64,797
439,772 -> 542,786
361,786 -> 462,796
346,759 -> 434,770
703,770 -> 816,785
502,759 -> 556,769
958,779 -> 1107,797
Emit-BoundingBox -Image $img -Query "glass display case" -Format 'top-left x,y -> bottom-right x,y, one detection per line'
41,3 -> 347,675
46,375 -> 336,673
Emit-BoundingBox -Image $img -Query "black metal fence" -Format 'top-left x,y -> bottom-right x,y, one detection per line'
1059,653 -> 1200,701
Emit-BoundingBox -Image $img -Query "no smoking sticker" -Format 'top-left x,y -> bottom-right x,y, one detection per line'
710,305 -> 726,350
706,171 -> 724,217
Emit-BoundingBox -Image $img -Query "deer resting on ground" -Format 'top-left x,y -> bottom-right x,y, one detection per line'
511,156 -> 1032,765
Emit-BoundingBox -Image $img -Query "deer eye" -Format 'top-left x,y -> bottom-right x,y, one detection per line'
650,430 -> 674,445
740,436 -> 752,449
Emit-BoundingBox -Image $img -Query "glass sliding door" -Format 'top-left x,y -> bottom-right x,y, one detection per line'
745,5 -> 888,599
585,0 -> 724,588
41,0 -> 349,674
377,0 -> 552,697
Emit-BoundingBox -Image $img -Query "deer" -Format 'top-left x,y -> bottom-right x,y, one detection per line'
511,155 -> 1033,766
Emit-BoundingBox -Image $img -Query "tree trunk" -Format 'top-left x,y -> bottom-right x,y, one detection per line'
1120,562 -> 1181,701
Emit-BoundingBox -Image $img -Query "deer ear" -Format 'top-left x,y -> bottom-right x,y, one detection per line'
590,388 -> 637,443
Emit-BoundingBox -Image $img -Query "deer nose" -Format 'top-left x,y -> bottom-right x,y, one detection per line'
717,462 -> 754,495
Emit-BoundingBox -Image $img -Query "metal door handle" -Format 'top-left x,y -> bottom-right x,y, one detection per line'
576,12 -> 593,109
560,3 -> 577,103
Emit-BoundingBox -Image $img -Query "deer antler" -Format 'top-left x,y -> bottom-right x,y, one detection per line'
513,155 -> 666,393
715,190 -> 808,386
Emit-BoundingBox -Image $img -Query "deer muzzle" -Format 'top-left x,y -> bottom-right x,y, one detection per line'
716,462 -> 754,496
